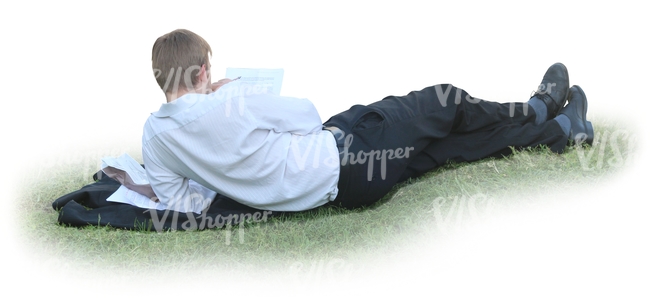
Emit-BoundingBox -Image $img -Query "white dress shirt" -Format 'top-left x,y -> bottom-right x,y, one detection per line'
142,82 -> 340,213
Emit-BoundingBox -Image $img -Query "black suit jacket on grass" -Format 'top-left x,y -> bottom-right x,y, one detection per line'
51,170 -> 276,231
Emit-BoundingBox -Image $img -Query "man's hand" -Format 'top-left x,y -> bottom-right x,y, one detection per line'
210,78 -> 235,93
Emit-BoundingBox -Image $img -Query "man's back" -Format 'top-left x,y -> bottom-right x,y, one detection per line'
142,84 -> 340,213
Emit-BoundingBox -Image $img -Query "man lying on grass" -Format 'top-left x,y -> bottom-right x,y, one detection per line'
144,29 -> 594,214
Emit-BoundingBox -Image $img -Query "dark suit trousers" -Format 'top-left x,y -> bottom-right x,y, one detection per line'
322,84 -> 568,209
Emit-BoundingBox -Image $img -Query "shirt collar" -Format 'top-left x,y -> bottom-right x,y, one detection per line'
152,94 -> 202,117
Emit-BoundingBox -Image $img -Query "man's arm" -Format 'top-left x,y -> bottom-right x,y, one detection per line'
142,146 -> 212,213
209,77 -> 239,93
208,79 -> 324,135
243,94 -> 324,135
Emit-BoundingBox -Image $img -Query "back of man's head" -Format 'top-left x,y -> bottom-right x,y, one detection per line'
152,29 -> 212,96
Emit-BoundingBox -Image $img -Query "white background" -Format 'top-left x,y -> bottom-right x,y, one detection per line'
1,0 -> 648,298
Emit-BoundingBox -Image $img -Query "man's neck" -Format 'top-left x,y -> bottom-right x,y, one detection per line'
166,89 -> 191,103
166,87 -> 210,103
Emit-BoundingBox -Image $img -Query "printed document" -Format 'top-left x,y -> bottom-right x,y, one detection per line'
100,153 -> 216,214
225,68 -> 284,95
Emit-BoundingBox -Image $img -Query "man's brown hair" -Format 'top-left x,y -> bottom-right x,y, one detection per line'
152,29 -> 212,94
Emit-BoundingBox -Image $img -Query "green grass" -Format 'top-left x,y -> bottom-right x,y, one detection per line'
13,115 -> 638,280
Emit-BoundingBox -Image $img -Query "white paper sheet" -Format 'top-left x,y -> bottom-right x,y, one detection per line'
100,153 -> 217,214
225,68 -> 284,95
101,153 -> 148,184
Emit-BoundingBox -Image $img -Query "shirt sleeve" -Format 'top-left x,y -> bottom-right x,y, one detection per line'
142,145 -> 213,214
241,94 -> 324,135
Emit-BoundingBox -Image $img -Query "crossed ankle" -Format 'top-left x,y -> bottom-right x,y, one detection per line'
553,114 -> 571,136
528,96 -> 548,125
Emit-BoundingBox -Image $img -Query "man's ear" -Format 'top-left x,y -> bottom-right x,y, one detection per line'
194,64 -> 211,93
198,64 -> 209,83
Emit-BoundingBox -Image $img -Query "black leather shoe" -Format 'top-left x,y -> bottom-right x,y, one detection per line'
559,85 -> 594,146
530,62 -> 570,119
